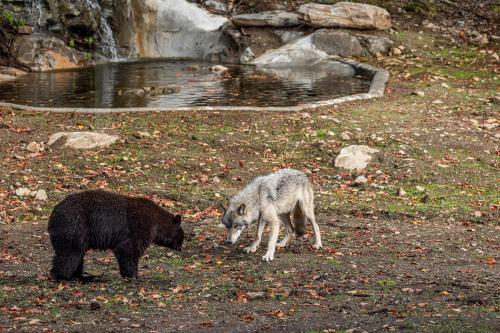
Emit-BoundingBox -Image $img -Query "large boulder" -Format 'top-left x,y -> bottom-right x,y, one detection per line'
298,2 -> 391,30
12,35 -> 89,71
334,145 -> 380,170
252,29 -> 367,67
0,67 -> 27,82
113,0 -> 229,60
48,132 -> 119,149
232,11 -> 301,27
251,34 -> 330,67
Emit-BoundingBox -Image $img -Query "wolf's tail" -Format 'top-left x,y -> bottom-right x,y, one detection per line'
293,203 -> 306,237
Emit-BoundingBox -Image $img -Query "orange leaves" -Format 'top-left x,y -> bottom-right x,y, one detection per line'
239,314 -> 255,322
235,289 -> 248,303
183,206 -> 221,222
483,257 -> 496,265
171,284 -> 191,294
268,309 -> 287,319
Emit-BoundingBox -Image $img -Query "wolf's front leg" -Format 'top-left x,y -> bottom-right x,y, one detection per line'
262,216 -> 280,262
244,219 -> 265,253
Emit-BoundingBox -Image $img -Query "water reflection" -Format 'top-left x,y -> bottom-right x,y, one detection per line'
0,60 -> 371,108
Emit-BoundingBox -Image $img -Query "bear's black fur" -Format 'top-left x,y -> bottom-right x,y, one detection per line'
47,190 -> 184,280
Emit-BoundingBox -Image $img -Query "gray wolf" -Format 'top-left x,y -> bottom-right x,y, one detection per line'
221,169 -> 322,262
48,190 -> 184,280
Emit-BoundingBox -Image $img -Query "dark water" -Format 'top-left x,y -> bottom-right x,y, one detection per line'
0,60 -> 371,108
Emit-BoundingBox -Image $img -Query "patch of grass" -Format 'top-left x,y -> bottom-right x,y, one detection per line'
325,257 -> 341,266
377,279 -> 397,289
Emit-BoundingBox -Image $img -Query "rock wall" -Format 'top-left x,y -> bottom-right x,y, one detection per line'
113,0 -> 229,60
0,1 -> 395,71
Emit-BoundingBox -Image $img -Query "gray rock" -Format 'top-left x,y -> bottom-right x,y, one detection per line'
312,29 -> 363,57
356,34 -> 394,55
239,47 -> 255,64
203,0 -> 227,14
47,0 -> 100,35
354,175 -> 368,185
48,132 -> 119,149
34,190 -> 48,201
298,2 -> 392,30
334,145 -> 380,170
273,29 -> 309,44
232,11 -> 301,27
15,188 -> 31,197
246,291 -> 266,300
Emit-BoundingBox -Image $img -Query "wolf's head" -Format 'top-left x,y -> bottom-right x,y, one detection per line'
221,200 -> 258,244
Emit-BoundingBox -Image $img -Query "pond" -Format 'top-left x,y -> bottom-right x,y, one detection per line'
0,60 -> 372,108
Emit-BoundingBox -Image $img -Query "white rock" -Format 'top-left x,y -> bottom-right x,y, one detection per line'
34,189 -> 48,201
340,132 -> 351,140
26,141 -> 43,153
48,132 -> 119,150
210,65 -> 229,73
15,187 -> 31,197
391,47 -> 402,56
354,175 -> 368,185
334,145 -> 379,170
211,176 -> 221,184
398,188 -> 407,196
412,90 -> 425,97
416,186 -> 425,192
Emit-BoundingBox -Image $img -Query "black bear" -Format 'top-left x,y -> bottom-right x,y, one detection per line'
48,190 -> 184,280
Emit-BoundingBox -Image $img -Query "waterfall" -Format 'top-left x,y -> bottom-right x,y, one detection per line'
83,0 -> 119,60
100,9 -> 119,60
29,0 -> 44,31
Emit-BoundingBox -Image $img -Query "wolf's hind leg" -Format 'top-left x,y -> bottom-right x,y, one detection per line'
244,219 -> 265,253
277,213 -> 293,248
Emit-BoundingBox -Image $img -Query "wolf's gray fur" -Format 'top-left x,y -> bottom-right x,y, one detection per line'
222,168 -> 322,262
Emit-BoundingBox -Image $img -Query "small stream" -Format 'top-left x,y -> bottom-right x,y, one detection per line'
0,60 -> 371,108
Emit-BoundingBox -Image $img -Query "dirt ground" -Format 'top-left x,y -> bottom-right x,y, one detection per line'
1,11 -> 499,333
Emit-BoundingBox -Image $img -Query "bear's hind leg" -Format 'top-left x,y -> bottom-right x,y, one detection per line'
50,254 -> 84,281
114,242 -> 139,279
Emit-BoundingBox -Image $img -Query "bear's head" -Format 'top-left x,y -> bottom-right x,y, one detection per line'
155,214 -> 184,251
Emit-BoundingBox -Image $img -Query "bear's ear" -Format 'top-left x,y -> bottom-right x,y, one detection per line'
237,204 -> 246,216
174,214 -> 182,224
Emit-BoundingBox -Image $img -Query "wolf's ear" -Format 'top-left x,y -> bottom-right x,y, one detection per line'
218,202 -> 227,215
237,204 -> 246,216
174,215 -> 182,224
